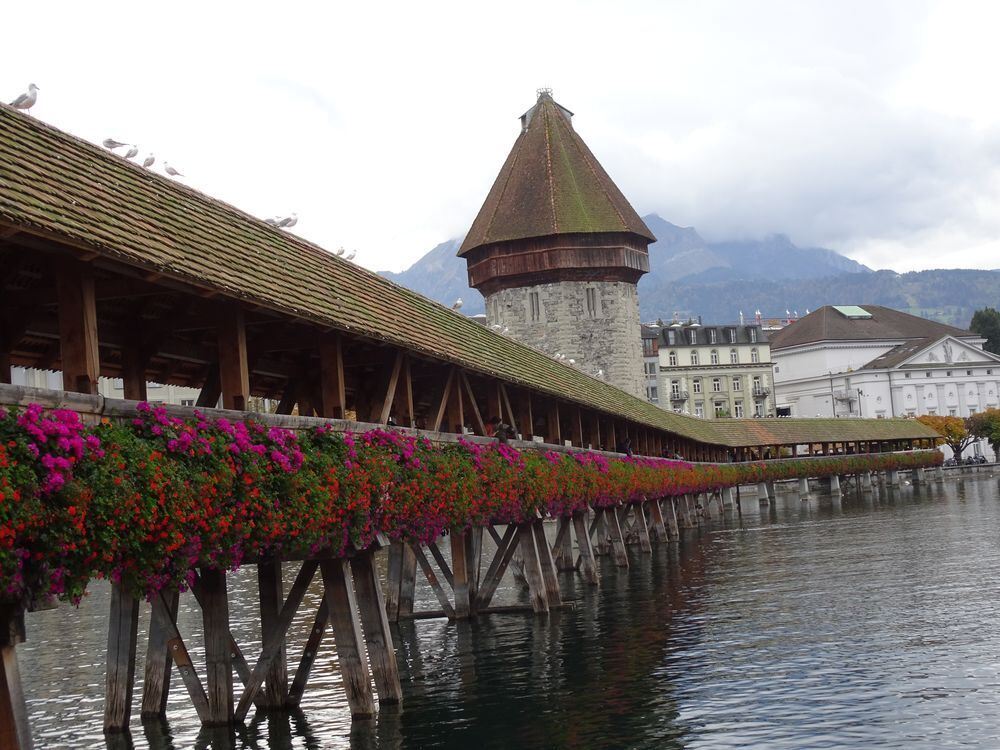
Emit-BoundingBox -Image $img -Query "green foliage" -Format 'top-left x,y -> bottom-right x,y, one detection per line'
970,307 -> 1000,355
967,408 -> 1000,458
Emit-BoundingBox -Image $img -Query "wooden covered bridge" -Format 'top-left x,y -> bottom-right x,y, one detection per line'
0,103 -> 939,746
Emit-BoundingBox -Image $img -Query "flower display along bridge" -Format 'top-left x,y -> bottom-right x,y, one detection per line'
0,102 -> 941,748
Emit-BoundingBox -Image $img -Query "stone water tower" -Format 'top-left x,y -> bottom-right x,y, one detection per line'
459,90 -> 655,398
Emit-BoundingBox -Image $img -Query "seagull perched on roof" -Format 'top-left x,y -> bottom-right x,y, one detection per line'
491,324 -> 502,331
264,216 -> 280,226
103,138 -> 127,150
452,297 -> 463,311
9,84 -> 39,112
345,250 -> 356,261
142,154 -> 155,168
163,162 -> 183,177
278,213 -> 298,228
124,145 -> 139,160
335,246 -> 345,257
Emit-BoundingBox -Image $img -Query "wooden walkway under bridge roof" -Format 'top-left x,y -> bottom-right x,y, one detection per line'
0,103 -> 937,458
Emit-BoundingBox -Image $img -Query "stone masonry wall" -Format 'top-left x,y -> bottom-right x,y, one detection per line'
485,280 -> 645,398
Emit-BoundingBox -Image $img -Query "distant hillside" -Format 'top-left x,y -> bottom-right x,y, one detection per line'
379,216 -> 997,327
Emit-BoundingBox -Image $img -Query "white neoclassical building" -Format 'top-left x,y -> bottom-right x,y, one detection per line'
770,305 -> 1000,460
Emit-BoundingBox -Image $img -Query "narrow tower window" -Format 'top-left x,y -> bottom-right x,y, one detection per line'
529,292 -> 541,322
585,287 -> 599,318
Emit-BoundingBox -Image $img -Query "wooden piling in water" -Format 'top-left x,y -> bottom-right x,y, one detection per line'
397,543 -> 418,619
518,524 -> 549,613
198,569 -> 234,726
633,504 -> 653,553
384,540 -> 404,622
664,498 -> 680,540
572,510 -> 599,584
141,589 -> 179,719
532,518 -> 562,607
553,516 -> 576,571
257,559 -> 288,709
104,581 -> 140,733
593,508 -> 611,556
648,498 -> 669,542
450,529 -> 472,619
350,551 -> 402,705
607,506 -> 630,567
320,559 -> 376,719
0,606 -> 31,750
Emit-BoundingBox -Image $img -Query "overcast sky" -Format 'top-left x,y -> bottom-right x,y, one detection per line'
4,1 -> 1000,273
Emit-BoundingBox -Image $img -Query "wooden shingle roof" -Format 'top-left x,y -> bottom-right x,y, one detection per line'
458,92 -> 656,256
0,104 -> 937,447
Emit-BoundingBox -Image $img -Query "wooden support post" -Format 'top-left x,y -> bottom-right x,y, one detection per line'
446,367 -> 465,433
121,344 -> 148,402
451,529 -> 471,619
433,368 -> 456,431
575,407 -> 585,448
217,307 -> 250,411
553,516 -> 575,571
379,351 -> 404,424
56,262 -> 100,394
607,507 -> 630,568
321,559 -> 375,719
679,495 -> 695,529
398,543 -> 417,618
572,511 -> 599,585
196,364 -> 222,408
1,607 -> 31,750
476,525 -> 519,609
648,498 -> 669,542
518,524 -> 549,613
410,543 -> 456,619
199,568 -> 234,726
513,388 -> 533,440
532,518 -> 562,606
104,581 -> 140,733
0,352 -> 9,385
286,599 -> 328,708
154,592 -> 210,724
460,372 -> 487,436
319,333 -> 346,419
633,504 -> 652,552
257,559 -> 287,709
403,355 -> 415,427
665,498 -> 680,540
349,551 -> 402,705
593,508 -> 611,556
546,402 -> 561,444
141,589 -> 180,719
385,540 -> 404,622
467,527 -> 483,613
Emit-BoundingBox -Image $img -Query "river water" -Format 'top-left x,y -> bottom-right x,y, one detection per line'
18,473 -> 1000,749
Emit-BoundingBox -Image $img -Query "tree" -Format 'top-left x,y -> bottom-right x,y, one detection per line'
916,414 -> 975,459
968,408 -> 1000,460
970,307 -> 1000,355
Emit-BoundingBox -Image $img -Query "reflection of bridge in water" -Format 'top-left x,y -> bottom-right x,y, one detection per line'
0,103 -> 939,748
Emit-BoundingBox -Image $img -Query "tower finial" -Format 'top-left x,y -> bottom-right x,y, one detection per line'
536,87 -> 553,100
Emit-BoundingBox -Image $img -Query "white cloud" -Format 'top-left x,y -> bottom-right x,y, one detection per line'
3,0 -> 999,273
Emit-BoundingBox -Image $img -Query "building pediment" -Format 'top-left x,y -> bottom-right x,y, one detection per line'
898,336 -> 1000,368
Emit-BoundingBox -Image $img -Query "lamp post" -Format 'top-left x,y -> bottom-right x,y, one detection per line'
857,389 -> 864,418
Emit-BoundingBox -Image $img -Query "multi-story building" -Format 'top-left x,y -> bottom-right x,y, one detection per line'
656,320 -> 774,419
641,324 -> 661,404
460,90 -> 655,398
770,304 -> 1000,459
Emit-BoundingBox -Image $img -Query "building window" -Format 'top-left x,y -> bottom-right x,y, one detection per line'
180,399 -> 195,407
905,373 -> 911,378
710,349 -> 719,365
728,328 -> 737,344
712,377 -> 722,392
949,409 -> 957,416
754,401 -> 764,417
989,369 -> 994,375
946,370 -> 952,377
730,349 -> 738,364
586,287 -> 599,318
529,292 -> 540,322
967,370 -> 973,376
688,329 -> 697,345
668,351 -> 678,366
750,348 -> 759,363
694,402 -> 704,418
926,372 -> 932,377
642,337 -> 657,357
732,375 -> 742,390
734,400 -> 744,418
693,379 -> 702,394
708,328 -> 717,344
714,402 -> 727,417
690,351 -> 699,366
646,386 -> 658,402
752,375 -> 761,391
667,330 -> 677,345
671,380 -> 681,398
749,327 -> 758,343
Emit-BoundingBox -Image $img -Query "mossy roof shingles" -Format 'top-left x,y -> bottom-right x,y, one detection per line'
459,93 -> 656,255
0,104 -> 937,447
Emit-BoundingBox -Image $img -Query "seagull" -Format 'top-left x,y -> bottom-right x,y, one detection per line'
124,145 -> 139,160
164,163 -> 183,177
9,84 -> 39,112
452,297 -> 463,311
568,358 -> 576,365
264,216 -> 280,226
501,326 -> 509,335
103,138 -> 127,150
142,154 -> 155,168
491,324 -> 502,331
597,369 -> 605,378
345,250 -> 356,261
278,213 -> 298,228
335,246 -> 345,257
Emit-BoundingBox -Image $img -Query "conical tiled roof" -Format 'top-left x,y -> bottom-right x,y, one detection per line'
459,92 -> 655,256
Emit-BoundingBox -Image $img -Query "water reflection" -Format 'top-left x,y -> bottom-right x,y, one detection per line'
16,473 -> 1000,748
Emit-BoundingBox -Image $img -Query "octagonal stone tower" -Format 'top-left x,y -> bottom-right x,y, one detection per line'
459,90 -> 655,398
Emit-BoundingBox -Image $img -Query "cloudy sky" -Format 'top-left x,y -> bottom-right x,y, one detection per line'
4,1 -> 1000,273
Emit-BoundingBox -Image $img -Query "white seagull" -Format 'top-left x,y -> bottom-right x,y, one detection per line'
278,213 -> 298,228
124,145 -> 139,160
345,250 -> 356,261
9,84 -> 39,112
164,162 -> 183,177
103,138 -> 127,150
491,324 -> 502,331
335,247 -> 346,257
142,154 -> 155,168
452,297 -> 463,311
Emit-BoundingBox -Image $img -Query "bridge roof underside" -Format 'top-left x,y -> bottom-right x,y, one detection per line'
0,105 -> 937,448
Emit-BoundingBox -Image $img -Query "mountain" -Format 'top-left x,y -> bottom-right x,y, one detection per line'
378,216 -> 998,327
